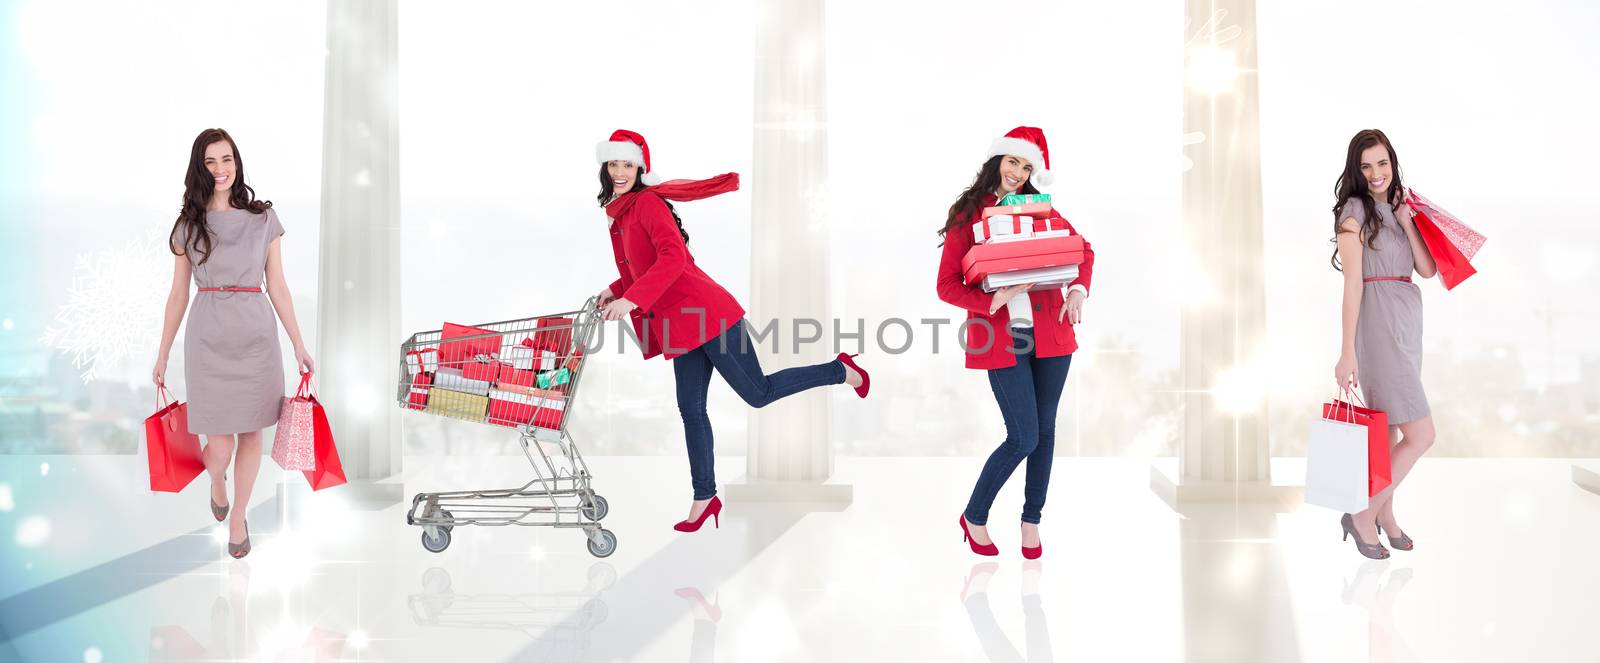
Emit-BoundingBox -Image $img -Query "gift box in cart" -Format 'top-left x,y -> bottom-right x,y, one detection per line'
397,298 -> 615,558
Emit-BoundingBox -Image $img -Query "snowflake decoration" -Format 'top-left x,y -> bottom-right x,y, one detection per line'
40,230 -> 171,383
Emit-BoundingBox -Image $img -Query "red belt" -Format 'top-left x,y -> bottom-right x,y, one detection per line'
198,287 -> 263,293
1362,276 -> 1412,283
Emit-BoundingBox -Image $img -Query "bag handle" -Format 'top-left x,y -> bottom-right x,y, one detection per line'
155,383 -> 174,409
295,372 -> 314,399
1327,385 -> 1366,424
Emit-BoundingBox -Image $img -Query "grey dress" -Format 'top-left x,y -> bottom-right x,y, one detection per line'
1343,199 -> 1430,425
180,207 -> 286,434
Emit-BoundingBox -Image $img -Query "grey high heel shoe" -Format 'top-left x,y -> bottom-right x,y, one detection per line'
210,473 -> 229,522
1341,513 -> 1390,560
227,520 -> 251,559
1376,523 -> 1414,551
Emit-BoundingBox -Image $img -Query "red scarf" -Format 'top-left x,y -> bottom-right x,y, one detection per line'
605,173 -> 740,219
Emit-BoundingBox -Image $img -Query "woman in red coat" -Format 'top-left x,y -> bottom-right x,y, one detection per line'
593,129 -> 870,533
936,127 -> 1095,559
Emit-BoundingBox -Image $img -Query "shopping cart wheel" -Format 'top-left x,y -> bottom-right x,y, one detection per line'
585,562 -> 618,592
581,598 -> 609,626
421,526 -> 451,553
436,509 -> 455,533
422,567 -> 453,595
582,495 -> 609,521
586,529 -> 617,558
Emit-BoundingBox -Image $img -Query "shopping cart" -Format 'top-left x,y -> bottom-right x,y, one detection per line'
398,297 -> 616,557
407,565 -> 616,638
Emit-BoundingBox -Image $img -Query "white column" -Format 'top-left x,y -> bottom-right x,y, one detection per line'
727,0 -> 849,505
314,0 -> 402,492
1152,0 -> 1298,508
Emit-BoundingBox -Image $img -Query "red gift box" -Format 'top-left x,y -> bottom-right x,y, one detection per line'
496,382 -> 539,397
497,363 -> 537,388
461,354 -> 500,383
563,345 -> 585,373
1033,216 -> 1068,232
440,322 -> 500,365
531,389 -> 567,430
487,390 -> 538,428
981,201 -> 1052,219
961,236 -> 1085,285
407,373 -> 433,410
532,317 -> 575,356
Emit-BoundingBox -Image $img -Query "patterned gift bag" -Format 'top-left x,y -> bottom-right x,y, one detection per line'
271,373 -> 317,471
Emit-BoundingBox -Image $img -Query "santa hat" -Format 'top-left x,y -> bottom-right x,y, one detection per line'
596,129 -> 661,186
985,126 -> 1054,187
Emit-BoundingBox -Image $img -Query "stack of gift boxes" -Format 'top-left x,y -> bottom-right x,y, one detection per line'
416,318 -> 583,431
961,193 -> 1086,292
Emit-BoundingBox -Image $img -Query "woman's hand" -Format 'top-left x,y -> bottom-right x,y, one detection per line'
1060,289 -> 1086,325
989,284 -> 1033,315
601,297 -> 638,321
295,346 -> 316,376
152,353 -> 168,386
597,287 -> 616,306
1334,353 -> 1359,393
1393,200 -> 1415,225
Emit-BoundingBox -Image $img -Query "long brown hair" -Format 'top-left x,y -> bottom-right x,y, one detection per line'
937,155 -> 1041,244
1330,129 -> 1404,271
597,164 -> 689,244
169,128 -> 272,266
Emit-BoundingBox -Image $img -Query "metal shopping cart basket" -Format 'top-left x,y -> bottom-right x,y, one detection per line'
398,297 -> 616,557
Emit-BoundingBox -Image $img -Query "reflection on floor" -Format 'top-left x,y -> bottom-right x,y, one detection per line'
1,456 -> 1597,662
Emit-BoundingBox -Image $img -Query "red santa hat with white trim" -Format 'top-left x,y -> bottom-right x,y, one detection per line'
985,126 -> 1054,187
596,129 -> 661,186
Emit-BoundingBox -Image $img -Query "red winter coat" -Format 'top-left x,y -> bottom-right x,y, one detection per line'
607,191 -> 744,360
935,193 -> 1096,370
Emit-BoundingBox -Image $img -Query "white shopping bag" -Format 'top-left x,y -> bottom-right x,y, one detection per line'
1304,416 -> 1370,513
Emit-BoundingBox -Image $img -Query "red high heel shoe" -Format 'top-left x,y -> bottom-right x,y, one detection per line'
1022,544 -> 1043,560
675,496 -> 723,532
959,515 -> 998,556
837,353 -> 870,398
674,587 -> 723,623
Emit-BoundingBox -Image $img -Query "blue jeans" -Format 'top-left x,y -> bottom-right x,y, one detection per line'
673,320 -> 846,500
963,327 -> 1073,526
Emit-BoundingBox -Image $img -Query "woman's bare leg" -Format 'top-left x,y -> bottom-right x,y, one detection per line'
229,431 -> 265,542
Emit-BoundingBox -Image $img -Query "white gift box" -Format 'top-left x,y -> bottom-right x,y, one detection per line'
973,217 -> 1074,244
405,348 -> 439,375
1304,416 -> 1371,513
988,229 -> 1074,244
488,388 -> 538,406
435,367 -> 492,396
981,265 -> 1079,292
972,215 -> 1031,244
505,347 -> 537,373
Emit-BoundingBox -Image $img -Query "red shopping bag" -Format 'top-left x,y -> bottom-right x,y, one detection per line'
439,322 -> 500,365
1322,393 -> 1392,497
1406,188 -> 1485,291
145,386 -> 205,493
300,381 -> 346,491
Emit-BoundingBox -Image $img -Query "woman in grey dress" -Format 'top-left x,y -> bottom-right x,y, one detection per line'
153,128 -> 315,559
1331,129 -> 1438,559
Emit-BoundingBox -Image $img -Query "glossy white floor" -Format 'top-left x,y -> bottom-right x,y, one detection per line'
2,455 -> 1598,662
